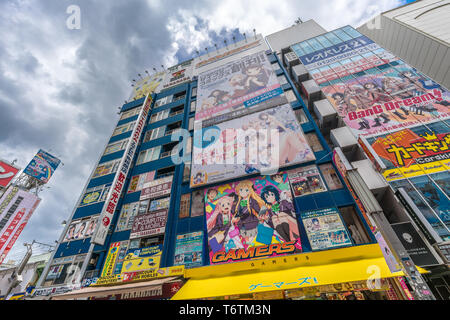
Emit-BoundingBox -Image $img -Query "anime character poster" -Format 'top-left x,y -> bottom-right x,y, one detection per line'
204,172 -> 302,265
191,104 -> 315,188
195,50 -> 284,126
322,60 -> 450,137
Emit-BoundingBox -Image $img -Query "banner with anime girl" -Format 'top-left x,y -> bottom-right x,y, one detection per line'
321,60 -> 450,137
195,50 -> 284,127
204,172 -> 302,264
191,103 -> 315,188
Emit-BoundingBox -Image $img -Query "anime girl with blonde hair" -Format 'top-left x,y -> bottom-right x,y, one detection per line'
233,180 -> 266,247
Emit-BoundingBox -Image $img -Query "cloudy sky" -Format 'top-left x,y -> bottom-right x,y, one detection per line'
1,0 -> 411,262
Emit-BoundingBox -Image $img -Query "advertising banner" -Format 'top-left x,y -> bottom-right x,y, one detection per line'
130,209 -> 168,239
204,172 -> 302,265
174,231 -> 203,268
139,176 -> 173,200
101,242 -> 120,277
291,26 -> 450,137
128,71 -> 165,102
195,50 -> 284,126
149,197 -> 170,212
63,216 -> 98,242
287,165 -> 327,197
23,149 -> 61,184
161,59 -> 193,90
366,121 -> 450,182
79,184 -> 111,207
0,160 -> 20,189
300,207 -> 352,251
128,171 -> 155,193
121,245 -> 162,274
92,94 -> 153,246
0,189 -> 41,264
391,222 -> 440,267
191,104 -> 315,188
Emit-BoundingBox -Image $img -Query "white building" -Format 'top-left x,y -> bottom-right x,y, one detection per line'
358,0 -> 450,89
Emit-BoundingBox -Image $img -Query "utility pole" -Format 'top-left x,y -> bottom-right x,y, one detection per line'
4,241 -> 34,299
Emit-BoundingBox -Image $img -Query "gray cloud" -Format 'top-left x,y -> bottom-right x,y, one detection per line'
0,0 -> 404,262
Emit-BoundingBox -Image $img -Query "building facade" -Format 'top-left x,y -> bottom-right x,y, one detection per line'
31,22 -> 448,301
357,0 -> 450,90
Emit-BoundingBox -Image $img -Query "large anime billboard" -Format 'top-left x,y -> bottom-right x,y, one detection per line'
291,26 -> 450,137
204,172 -> 302,265
191,104 -> 315,188
195,50 -> 285,127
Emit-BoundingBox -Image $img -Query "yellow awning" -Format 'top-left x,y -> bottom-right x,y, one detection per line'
171,244 -> 428,300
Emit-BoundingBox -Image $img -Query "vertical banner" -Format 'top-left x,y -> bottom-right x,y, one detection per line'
0,189 -> 41,264
92,94 -> 153,245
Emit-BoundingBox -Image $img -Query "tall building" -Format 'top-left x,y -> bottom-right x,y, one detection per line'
357,0 -> 450,90
31,20 -> 447,301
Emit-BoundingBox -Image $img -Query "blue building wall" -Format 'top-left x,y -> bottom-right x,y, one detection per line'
53,51 -> 375,278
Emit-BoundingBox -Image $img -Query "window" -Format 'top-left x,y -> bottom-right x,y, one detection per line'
179,194 -> 191,218
277,74 -> 288,85
143,126 -> 166,143
92,159 -> 121,178
136,146 -> 161,165
79,184 -> 111,207
191,87 -> 197,98
160,142 -> 178,159
319,163 -> 343,190
104,139 -> 128,156
287,165 -> 327,197
305,132 -> 324,152
183,161 -> 191,183
284,89 -> 297,103
173,91 -> 186,102
294,108 -> 308,124
188,117 -> 194,131
190,190 -> 204,217
156,166 -> 175,179
169,104 -> 185,117
190,100 -> 196,113
44,255 -> 86,287
116,202 -> 140,232
150,109 -> 169,123
120,107 -> 141,121
112,121 -> 135,137
165,121 -> 182,136
339,206 -> 371,245
154,95 -> 173,108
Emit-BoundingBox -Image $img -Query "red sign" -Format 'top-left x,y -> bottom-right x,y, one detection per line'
0,161 -> 19,188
